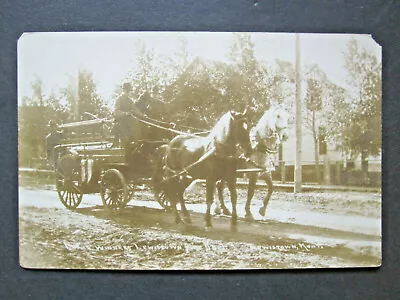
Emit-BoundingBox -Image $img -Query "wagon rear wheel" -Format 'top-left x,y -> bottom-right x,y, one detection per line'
100,169 -> 128,209
55,153 -> 83,209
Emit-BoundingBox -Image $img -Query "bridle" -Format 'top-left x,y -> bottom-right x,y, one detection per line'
253,127 -> 281,154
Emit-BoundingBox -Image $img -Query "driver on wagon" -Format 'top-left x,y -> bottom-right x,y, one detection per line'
112,82 -> 147,148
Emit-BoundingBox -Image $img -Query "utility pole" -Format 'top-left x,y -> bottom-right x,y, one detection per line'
295,33 -> 302,193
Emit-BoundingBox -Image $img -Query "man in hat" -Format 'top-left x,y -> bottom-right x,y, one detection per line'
113,82 -> 146,148
46,120 -> 63,165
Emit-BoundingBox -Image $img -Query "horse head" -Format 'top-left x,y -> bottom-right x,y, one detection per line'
251,105 -> 292,153
271,105 -> 291,142
229,109 -> 252,157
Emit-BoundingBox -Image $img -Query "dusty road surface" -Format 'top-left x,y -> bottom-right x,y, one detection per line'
19,176 -> 381,270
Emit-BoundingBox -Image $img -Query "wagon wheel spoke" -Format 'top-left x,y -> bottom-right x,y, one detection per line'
103,194 -> 112,206
68,192 -> 73,207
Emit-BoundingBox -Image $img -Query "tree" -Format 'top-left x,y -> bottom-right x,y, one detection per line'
163,57 -> 223,128
122,40 -> 169,120
31,77 -> 44,106
128,40 -> 167,99
225,33 -> 270,115
78,70 -> 110,119
167,36 -> 191,77
270,60 -> 347,182
342,38 -> 382,173
162,37 -> 235,128
305,77 -> 323,182
303,64 -> 337,183
61,69 -> 111,121
18,80 -> 69,166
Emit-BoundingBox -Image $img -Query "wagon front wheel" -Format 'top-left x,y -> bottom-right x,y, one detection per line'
152,145 -> 172,210
152,173 -> 172,210
100,169 -> 128,209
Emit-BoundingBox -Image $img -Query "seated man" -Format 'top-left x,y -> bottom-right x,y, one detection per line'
46,120 -> 63,166
113,82 -> 146,148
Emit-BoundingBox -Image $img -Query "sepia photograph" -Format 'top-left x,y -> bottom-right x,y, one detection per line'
18,32 -> 381,270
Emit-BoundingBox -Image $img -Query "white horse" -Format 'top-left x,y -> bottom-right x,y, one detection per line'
216,105 -> 291,220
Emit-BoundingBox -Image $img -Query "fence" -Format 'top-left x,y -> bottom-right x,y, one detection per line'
272,160 -> 381,188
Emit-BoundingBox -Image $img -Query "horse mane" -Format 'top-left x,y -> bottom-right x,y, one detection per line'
205,112 -> 233,151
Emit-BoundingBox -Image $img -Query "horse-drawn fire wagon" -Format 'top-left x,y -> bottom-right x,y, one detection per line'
52,115 -> 174,210
50,105 -> 288,230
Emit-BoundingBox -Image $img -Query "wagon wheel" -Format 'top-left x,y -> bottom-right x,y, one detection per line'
55,156 -> 83,209
152,170 -> 172,210
126,183 -> 136,203
100,169 -> 128,209
151,146 -> 172,210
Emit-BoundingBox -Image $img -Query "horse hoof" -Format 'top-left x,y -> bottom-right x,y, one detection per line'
175,217 -> 182,224
259,207 -> 266,217
222,208 -> 232,216
205,225 -> 213,232
245,214 -> 254,222
184,217 -> 192,224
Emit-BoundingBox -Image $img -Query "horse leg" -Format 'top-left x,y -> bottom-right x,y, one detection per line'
205,180 -> 216,229
259,172 -> 273,217
172,201 -> 182,224
168,190 -> 182,224
245,173 -> 257,222
215,180 -> 231,216
179,191 -> 191,224
214,180 -> 222,215
226,179 -> 238,232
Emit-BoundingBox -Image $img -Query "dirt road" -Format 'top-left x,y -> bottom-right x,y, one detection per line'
19,177 -> 381,270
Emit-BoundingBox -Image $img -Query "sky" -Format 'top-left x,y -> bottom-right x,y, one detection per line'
17,31 -> 381,106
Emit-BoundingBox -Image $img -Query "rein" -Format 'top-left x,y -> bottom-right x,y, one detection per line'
128,113 -> 199,137
140,114 -> 210,135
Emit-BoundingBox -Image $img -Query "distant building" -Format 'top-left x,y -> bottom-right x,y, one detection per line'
281,121 -> 381,173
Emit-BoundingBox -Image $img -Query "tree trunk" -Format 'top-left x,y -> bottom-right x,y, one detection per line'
361,150 -> 369,185
312,111 -> 321,183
